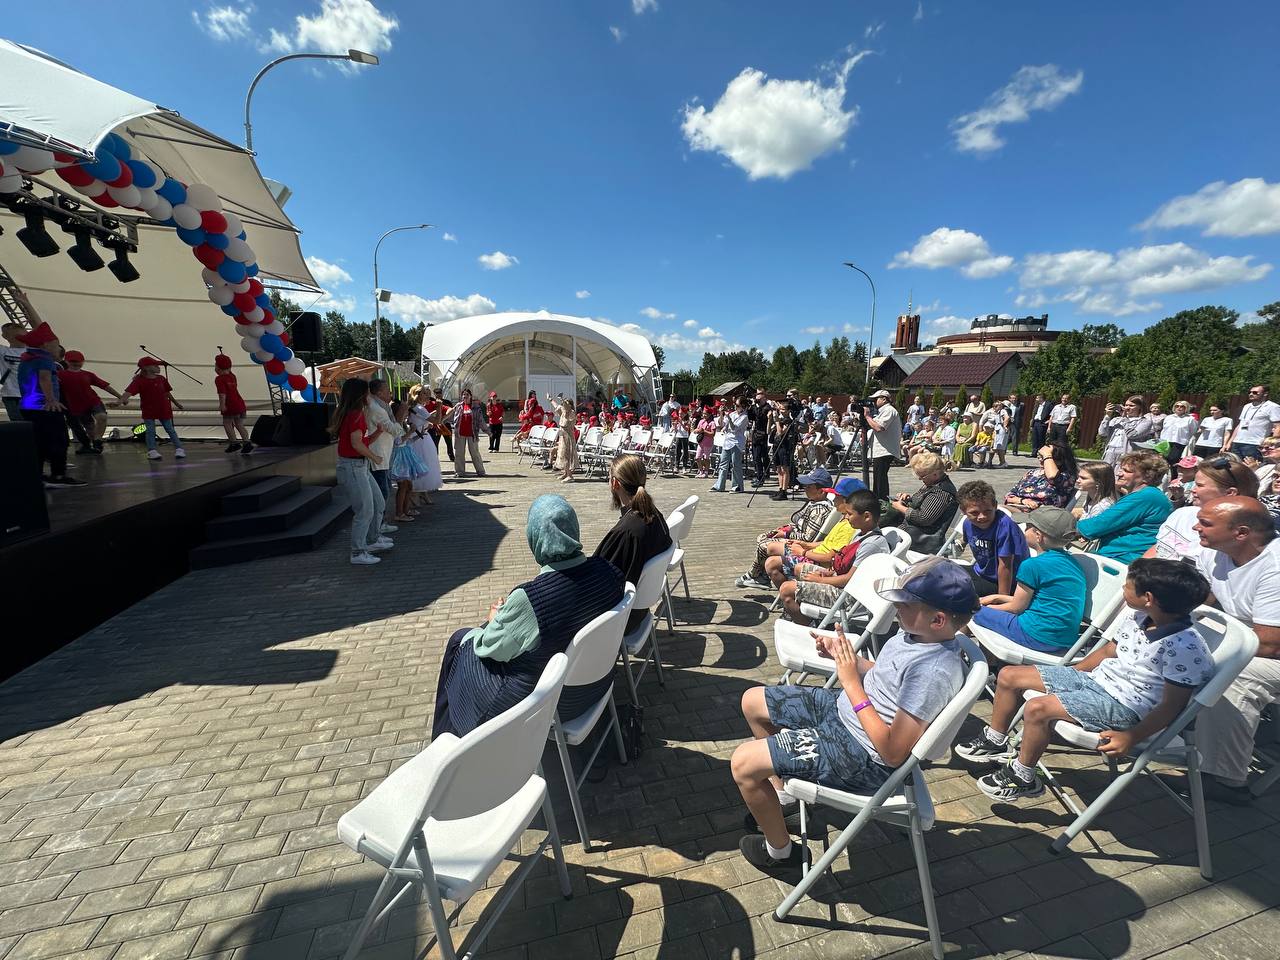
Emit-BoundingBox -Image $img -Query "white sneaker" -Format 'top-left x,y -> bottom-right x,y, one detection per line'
174,447 -> 187,459
350,552 -> 381,565
380,523 -> 398,534
147,449 -> 162,461
367,538 -> 394,553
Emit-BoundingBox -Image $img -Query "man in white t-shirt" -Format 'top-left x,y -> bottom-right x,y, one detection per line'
1048,393 -> 1077,444
863,390 -> 902,500
964,395 -> 986,420
1227,385 -> 1280,462
906,395 -> 925,426
1192,497 -> 1280,802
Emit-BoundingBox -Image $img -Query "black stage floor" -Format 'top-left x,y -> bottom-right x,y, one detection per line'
1,441 -> 334,679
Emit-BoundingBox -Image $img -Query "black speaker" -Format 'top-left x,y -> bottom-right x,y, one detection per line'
277,402 -> 333,446
0,421 -> 51,548
250,414 -> 281,446
289,311 -> 322,353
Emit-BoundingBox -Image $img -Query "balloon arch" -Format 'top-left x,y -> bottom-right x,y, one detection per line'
0,132 -> 307,387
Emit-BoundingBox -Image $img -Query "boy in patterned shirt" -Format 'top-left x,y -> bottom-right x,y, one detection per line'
957,558 -> 1214,800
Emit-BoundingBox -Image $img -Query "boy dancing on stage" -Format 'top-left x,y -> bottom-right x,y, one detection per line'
58,350 -> 123,454
118,357 -> 186,460
214,354 -> 253,455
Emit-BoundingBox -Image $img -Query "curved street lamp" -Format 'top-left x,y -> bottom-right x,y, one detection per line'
374,224 -> 432,365
243,49 -> 379,152
843,261 -> 877,390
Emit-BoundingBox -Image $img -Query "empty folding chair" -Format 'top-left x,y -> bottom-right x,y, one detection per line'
516,424 -> 545,464
774,635 -> 989,960
619,544 -> 678,705
649,432 -> 675,474
665,494 -> 699,604
337,654 -> 573,960
660,508 -> 692,634
1027,607 -> 1258,879
774,553 -> 906,685
549,587 -> 635,850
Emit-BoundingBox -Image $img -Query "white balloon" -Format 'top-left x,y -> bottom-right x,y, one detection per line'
135,186 -> 157,210
244,306 -> 264,324
201,267 -> 223,287
225,238 -> 254,263
107,184 -> 141,208
284,357 -> 305,375
222,212 -> 243,237
184,183 -> 220,211
239,337 -> 260,354
0,172 -> 23,194
79,178 -> 105,197
171,203 -> 200,230
238,323 -> 263,340
232,280 -> 251,294
254,349 -> 274,362
10,146 -> 54,172
148,196 -> 172,221
208,285 -> 234,306
264,320 -> 285,335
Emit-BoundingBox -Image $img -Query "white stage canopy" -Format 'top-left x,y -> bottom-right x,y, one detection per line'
422,312 -> 660,402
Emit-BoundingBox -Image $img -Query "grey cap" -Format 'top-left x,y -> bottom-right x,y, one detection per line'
1023,506 -> 1076,542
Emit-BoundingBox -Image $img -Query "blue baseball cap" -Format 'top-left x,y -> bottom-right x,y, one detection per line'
825,476 -> 867,498
875,556 -> 979,615
797,466 -> 832,487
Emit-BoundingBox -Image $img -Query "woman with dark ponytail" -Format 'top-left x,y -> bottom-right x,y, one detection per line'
593,453 -> 673,630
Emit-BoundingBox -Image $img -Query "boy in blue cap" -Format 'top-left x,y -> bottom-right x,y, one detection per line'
732,556 -> 977,872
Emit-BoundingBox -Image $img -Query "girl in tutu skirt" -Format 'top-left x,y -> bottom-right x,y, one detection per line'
389,400 -> 429,522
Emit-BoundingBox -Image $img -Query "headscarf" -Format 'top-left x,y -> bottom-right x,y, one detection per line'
526,494 -> 583,566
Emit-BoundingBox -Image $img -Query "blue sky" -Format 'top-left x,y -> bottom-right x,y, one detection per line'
8,0 -> 1280,369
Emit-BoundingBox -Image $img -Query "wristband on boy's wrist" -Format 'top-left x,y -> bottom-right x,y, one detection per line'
851,699 -> 873,713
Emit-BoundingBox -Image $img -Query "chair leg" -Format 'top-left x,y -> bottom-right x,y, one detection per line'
648,622 -> 666,686
663,584 -> 676,635
1249,758 -> 1280,797
341,872 -> 399,960
423,882 -> 457,960
552,722 -> 592,850
1186,744 -> 1213,880
769,594 -> 781,613
619,648 -> 640,706
908,813 -> 944,960
608,696 -> 628,766
1051,765 -> 1142,854
540,788 -> 573,898
1037,760 -> 1084,818
679,559 -> 691,599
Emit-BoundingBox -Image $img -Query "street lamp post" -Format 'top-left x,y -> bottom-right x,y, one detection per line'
243,49 -> 379,152
843,261 -> 877,488
373,224 -> 432,366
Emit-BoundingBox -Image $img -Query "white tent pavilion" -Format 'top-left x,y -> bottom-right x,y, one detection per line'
421,312 -> 660,403
0,39 -> 321,432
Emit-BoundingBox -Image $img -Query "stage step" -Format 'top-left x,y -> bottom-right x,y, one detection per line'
220,475 -> 302,514
190,499 -> 350,570
205,486 -> 333,540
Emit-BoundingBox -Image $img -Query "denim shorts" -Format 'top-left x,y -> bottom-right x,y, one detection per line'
1035,665 -> 1142,732
763,686 -> 893,793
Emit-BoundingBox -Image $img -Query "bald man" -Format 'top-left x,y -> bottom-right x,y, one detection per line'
1191,496 -> 1280,803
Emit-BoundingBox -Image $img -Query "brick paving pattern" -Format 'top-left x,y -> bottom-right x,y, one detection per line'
1,450 -> 1277,959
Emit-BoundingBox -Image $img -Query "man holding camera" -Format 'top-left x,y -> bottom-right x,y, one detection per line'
748,386 -> 772,488
863,389 -> 902,499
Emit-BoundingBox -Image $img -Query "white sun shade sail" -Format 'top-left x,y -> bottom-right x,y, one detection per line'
0,39 -> 317,290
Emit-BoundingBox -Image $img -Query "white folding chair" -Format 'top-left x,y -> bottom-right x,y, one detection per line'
537,426 -> 559,468
337,655 -> 572,960
775,635 -> 990,960
1028,607 -> 1258,879
882,527 -> 913,557
619,544 -> 678,705
665,494 -> 699,603
775,554 -> 906,685
649,432 -> 675,473
767,498 -> 841,613
659,507 -> 694,633
590,431 -> 624,475
549,587 -> 635,851
516,424 -> 544,463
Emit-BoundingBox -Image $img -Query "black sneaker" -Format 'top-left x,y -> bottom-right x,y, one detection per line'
955,732 -> 1015,765
225,442 -> 242,453
738,834 -> 804,875
74,445 -> 94,456
47,475 -> 87,487
977,764 -> 1044,802
743,804 -> 820,835
92,441 -> 104,453
240,441 -> 254,455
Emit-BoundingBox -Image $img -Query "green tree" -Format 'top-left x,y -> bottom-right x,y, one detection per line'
953,384 -> 969,409
893,387 -> 907,411
979,384 -> 994,408
797,342 -> 827,395
930,386 -> 946,411
698,348 -> 768,391
1018,329 -> 1116,398
766,345 -> 802,392
1107,306 -> 1241,394
1257,301 -> 1280,327
1081,323 -> 1126,347
652,345 -> 666,374
320,311 -> 356,363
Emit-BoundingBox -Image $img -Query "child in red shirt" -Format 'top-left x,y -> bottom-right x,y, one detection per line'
214,354 -> 253,455
58,350 -> 122,455
119,357 -> 185,460
485,390 -> 505,453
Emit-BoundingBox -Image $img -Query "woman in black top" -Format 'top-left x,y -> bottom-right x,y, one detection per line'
594,453 -> 672,630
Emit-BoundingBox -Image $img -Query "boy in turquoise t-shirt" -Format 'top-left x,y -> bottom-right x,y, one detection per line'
967,507 -> 1086,652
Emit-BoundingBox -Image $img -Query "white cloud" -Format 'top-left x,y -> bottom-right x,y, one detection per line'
619,322 -> 647,334
575,290 -> 591,299
864,21 -> 885,40
384,292 -> 496,325
681,51 -> 870,180
640,306 -> 676,320
923,315 -> 972,337
304,256 -> 352,287
609,25 -> 625,43
914,1 -> 924,22
313,292 -> 357,313
1140,178 -> 1280,238
682,319 -> 697,328
441,232 -> 457,242
632,0 -> 657,13
478,251 -> 519,271
698,326 -> 722,338
890,227 -> 1013,278
268,0 -> 397,64
950,64 -> 1083,154
192,4 -> 254,41
801,325 -> 832,335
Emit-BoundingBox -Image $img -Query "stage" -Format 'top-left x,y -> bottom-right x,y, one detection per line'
0,441 -> 335,679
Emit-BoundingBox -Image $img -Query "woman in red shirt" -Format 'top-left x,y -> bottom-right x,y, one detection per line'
119,357 -> 186,461
485,391 -> 505,452
214,355 -> 253,455
448,387 -> 486,478
329,378 -> 391,565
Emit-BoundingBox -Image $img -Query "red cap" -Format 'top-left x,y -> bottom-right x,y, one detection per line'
63,350 -> 85,364
589,416 -> 599,425
488,390 -> 497,398
215,355 -> 233,369
138,356 -> 161,368
17,322 -> 57,348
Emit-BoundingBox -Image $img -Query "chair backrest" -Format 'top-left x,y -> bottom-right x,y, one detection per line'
882,527 -> 913,557
629,425 -> 643,438
564,587 -> 635,687
1071,552 -> 1129,628
1189,606 -> 1260,707
657,433 -> 674,450
601,432 -> 623,452
633,543 -> 679,608
582,426 -> 603,447
674,494 -> 699,516
527,425 -> 545,442
542,427 -> 559,444
814,497 -> 841,539
844,553 -> 908,629
425,653 -> 569,822
666,508 -> 693,544
633,429 -> 652,447
914,633 -> 990,764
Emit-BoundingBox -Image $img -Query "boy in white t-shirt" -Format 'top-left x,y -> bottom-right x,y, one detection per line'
958,558 -> 1213,801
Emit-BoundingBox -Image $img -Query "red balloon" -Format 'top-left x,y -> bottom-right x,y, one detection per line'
106,165 -> 133,189
280,331 -> 290,346
235,316 -> 256,329
57,164 -> 95,187
258,315 -> 274,325
260,308 -> 275,324
247,279 -> 264,297
52,152 -> 77,165
92,192 -> 118,208
264,359 -> 286,375
288,374 -> 308,390
200,210 -> 227,233
194,244 -> 225,269
232,292 -> 257,312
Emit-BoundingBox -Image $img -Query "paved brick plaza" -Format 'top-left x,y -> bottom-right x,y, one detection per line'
1,450 -> 1277,960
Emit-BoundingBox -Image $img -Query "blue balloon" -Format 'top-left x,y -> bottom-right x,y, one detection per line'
175,225 -> 206,246
220,303 -> 241,317
82,153 -> 121,183
275,347 -> 293,362
249,352 -> 266,364
124,159 -> 156,189
217,259 -> 247,283
266,370 -> 290,386
254,293 -> 272,309
299,385 -> 320,402
101,132 -> 131,160
245,263 -> 259,278
258,333 -> 283,354
205,231 -> 230,250
237,230 -> 247,240
156,178 -> 186,206
0,140 -> 19,156
156,217 -> 176,228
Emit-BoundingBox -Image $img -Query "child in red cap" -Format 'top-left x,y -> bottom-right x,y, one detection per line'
214,354 -> 253,455
58,350 -> 123,455
119,357 -> 185,460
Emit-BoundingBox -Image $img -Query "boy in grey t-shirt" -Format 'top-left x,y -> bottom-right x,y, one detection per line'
733,557 -> 976,874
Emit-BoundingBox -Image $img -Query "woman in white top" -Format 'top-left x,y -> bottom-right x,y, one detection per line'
1142,457 -> 1258,563
406,384 -> 443,504
1194,404 -> 1233,458
1158,399 -> 1197,465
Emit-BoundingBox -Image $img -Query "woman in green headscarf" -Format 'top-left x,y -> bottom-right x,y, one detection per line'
433,494 -> 626,738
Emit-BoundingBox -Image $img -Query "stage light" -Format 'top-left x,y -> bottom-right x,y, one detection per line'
66,228 -> 105,272
16,207 -> 59,258
107,244 -> 140,283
